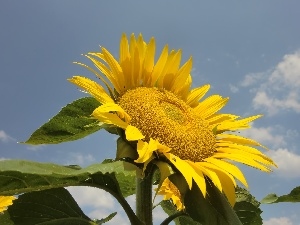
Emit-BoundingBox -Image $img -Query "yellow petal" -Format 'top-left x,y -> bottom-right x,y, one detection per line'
135,139 -> 164,165
217,134 -> 266,149
120,33 -> 130,64
93,111 -> 128,129
199,161 -> 237,187
207,114 -> 239,126
217,115 -> 262,131
177,74 -> 192,100
142,37 -> 156,86
171,56 -> 193,94
0,196 -> 16,213
102,47 -> 125,93
92,103 -> 130,122
194,95 -> 229,118
164,154 -> 207,196
125,125 -> 145,141
212,170 -> 236,206
85,54 -> 121,93
151,45 -> 169,86
164,153 -> 193,189
216,142 -> 268,157
198,162 -> 236,205
157,178 -> 184,211
191,162 -> 223,192
186,85 -> 211,108
160,50 -> 182,90
68,76 -> 114,104
73,61 -> 114,96
205,158 -> 248,188
213,153 -> 271,172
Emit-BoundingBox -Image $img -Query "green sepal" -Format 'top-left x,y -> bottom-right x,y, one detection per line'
23,97 -> 101,144
184,179 -> 242,225
116,137 -> 138,160
261,186 -> 300,203
154,161 -> 174,189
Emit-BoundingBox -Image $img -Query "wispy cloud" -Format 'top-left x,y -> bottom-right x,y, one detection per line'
26,144 -> 46,151
229,84 -> 239,93
238,50 -> 300,115
67,186 -> 129,224
0,157 -> 9,161
240,124 -> 300,178
240,71 -> 268,87
264,216 -> 294,225
240,125 -> 289,149
0,130 -> 15,143
65,153 -> 96,166
267,148 -> 300,179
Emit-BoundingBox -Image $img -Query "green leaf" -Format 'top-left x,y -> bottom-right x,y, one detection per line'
160,200 -> 201,225
184,180 -> 242,225
0,211 -> 14,225
93,212 -> 117,224
234,187 -> 263,225
6,188 -> 95,225
0,160 -> 136,198
23,97 -> 101,144
261,186 -> 300,204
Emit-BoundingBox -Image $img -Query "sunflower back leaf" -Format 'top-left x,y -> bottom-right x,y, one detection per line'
261,186 -> 300,204
184,180 -> 242,225
234,187 -> 263,225
4,188 -> 96,225
23,97 -> 101,144
0,160 -> 136,198
160,200 -> 201,225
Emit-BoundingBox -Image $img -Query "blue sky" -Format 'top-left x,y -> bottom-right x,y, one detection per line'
1,1 -> 300,224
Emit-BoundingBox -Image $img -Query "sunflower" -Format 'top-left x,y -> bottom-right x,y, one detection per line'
69,33 -> 276,209
0,196 -> 15,213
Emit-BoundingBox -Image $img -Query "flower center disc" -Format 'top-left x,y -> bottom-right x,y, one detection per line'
118,87 -> 216,162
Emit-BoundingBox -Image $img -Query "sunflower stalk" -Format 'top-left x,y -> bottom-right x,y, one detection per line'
136,164 -> 155,225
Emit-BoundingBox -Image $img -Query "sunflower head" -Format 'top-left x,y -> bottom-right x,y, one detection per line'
69,33 -> 276,210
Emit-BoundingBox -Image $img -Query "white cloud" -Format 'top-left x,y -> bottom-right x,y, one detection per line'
67,187 -> 138,224
26,144 -> 46,151
67,186 -> 115,209
0,157 -> 9,161
240,71 -> 267,87
153,205 -> 170,224
0,130 -> 15,143
267,148 -> 300,178
264,216 -> 294,225
239,50 -> 300,115
240,125 -> 285,149
229,84 -> 239,93
66,153 -> 96,166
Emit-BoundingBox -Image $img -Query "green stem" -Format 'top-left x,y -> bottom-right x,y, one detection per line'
136,165 -> 155,225
160,211 -> 188,225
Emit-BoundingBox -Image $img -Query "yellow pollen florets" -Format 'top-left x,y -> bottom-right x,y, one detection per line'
118,87 -> 216,162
